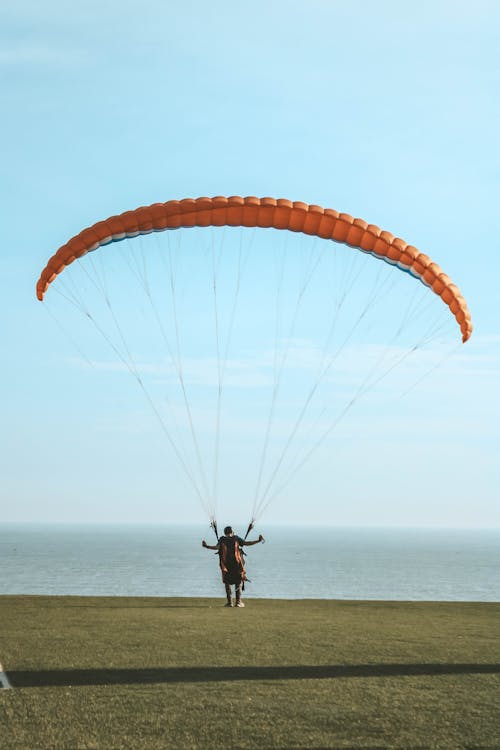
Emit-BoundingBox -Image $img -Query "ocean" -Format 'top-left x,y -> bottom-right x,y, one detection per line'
1,524 -> 498,601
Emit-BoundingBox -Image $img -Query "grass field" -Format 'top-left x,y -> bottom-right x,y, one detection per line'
0,596 -> 498,749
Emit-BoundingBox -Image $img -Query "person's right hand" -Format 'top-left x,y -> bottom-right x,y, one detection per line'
202,540 -> 207,547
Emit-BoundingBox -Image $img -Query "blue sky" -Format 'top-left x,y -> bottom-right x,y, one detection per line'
1,0 -> 498,529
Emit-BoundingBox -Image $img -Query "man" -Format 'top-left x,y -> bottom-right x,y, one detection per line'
202,525 -> 264,607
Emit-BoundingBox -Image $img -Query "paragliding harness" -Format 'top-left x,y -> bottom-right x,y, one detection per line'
218,534 -> 247,589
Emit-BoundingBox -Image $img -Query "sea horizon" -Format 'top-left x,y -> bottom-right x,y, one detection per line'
2,523 -> 499,602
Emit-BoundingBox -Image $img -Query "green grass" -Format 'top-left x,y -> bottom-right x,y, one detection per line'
0,596 -> 499,749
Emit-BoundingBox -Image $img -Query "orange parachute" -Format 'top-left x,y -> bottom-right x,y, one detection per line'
36,196 -> 472,342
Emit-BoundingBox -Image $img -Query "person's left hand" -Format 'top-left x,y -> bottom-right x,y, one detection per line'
202,540 -> 207,547
258,534 -> 264,542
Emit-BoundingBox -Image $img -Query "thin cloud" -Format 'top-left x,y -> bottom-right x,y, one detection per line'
65,332 -> 498,393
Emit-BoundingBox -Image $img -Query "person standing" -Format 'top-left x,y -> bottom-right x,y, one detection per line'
202,525 -> 264,607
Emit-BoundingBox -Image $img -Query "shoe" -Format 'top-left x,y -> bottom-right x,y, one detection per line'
224,601 -> 233,607
235,601 -> 245,608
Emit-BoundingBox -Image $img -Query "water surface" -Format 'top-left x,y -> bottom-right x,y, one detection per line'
1,524 -> 498,601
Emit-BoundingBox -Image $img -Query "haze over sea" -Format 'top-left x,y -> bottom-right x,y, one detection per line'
2,524 -> 498,602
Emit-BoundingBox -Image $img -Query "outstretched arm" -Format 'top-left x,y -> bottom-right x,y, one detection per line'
202,540 -> 219,550
241,535 -> 264,547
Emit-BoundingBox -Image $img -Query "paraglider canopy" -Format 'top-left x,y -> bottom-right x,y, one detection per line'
36,195 -> 472,530
36,196 -> 472,342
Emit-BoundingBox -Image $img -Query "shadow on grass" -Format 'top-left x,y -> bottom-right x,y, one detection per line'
8,663 -> 500,688
60,604 -> 210,610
